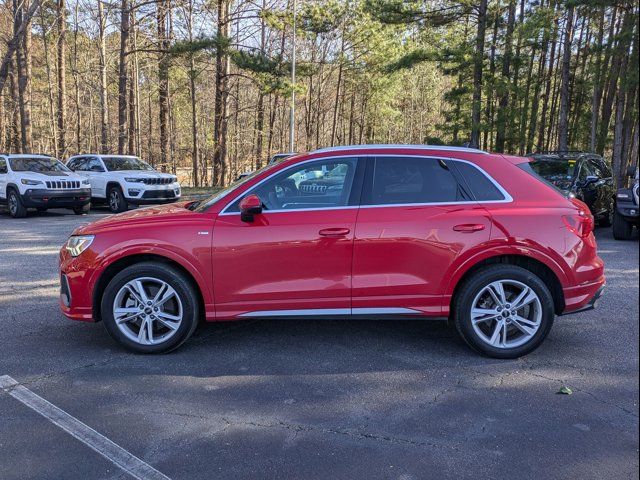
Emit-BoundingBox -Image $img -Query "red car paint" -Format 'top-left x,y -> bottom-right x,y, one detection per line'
60,146 -> 604,323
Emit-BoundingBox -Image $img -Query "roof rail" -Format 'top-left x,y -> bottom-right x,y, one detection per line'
312,144 -> 489,155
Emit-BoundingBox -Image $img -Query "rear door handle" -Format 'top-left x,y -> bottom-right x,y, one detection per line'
453,224 -> 485,233
319,227 -> 351,237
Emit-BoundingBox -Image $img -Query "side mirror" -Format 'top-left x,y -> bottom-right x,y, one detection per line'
239,194 -> 263,222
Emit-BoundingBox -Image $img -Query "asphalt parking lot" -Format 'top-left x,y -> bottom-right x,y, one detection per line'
0,207 -> 638,480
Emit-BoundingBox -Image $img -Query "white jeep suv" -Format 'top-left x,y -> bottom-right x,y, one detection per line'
0,154 -> 91,218
66,155 -> 181,213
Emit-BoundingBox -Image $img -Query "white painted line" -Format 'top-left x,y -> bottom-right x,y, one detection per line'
0,375 -> 171,480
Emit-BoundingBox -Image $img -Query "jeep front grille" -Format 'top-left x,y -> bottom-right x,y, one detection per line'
45,180 -> 80,189
300,184 -> 327,194
142,178 -> 174,185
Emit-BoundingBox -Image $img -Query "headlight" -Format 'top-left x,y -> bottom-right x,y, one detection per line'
81,179 -> 91,186
21,179 -> 43,186
124,177 -> 145,183
65,235 -> 94,257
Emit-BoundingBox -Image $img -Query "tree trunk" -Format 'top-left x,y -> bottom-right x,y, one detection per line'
56,0 -> 67,158
117,0 -> 130,154
470,0 -> 488,149
14,0 -> 33,152
97,0 -> 109,153
213,0 -> 230,186
557,4 -> 574,151
495,0 -> 516,153
157,0 -> 170,169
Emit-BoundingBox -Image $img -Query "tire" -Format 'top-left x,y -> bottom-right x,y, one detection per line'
7,189 -> 27,218
598,203 -> 613,228
73,203 -> 91,215
101,262 -> 200,353
107,185 -> 128,213
612,209 -> 633,240
453,265 -> 555,359
36,207 -> 47,213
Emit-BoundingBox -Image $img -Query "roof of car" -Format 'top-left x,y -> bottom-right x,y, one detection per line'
68,154 -> 139,158
312,144 -> 489,155
527,151 -> 603,161
0,153 -> 56,159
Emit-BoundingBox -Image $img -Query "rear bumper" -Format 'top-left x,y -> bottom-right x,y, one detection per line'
560,277 -> 605,316
22,188 -> 91,208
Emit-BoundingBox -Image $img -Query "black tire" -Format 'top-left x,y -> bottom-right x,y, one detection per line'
612,209 -> 633,240
37,207 -> 47,213
73,203 -> 91,215
7,189 -> 27,218
453,265 -> 555,359
101,262 -> 200,353
107,185 -> 128,213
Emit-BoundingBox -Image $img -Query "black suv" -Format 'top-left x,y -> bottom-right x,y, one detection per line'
526,151 -> 615,226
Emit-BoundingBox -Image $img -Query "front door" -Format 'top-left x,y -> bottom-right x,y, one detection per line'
212,157 -> 362,319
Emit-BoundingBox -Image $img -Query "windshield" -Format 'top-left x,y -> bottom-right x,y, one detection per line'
9,157 -> 70,173
102,156 -> 153,171
190,163 -> 277,212
526,158 -> 577,192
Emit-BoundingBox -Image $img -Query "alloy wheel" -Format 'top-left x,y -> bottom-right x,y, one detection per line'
109,190 -> 120,211
8,194 -> 17,215
470,279 -> 542,349
112,276 -> 183,346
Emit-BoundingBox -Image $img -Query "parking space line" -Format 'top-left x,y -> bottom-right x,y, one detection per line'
0,375 -> 171,480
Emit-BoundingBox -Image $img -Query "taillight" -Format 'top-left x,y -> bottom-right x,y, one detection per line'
563,198 -> 594,238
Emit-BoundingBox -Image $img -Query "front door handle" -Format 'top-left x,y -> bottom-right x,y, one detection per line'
319,227 -> 350,237
453,224 -> 486,233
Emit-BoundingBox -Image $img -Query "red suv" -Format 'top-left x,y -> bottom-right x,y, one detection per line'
59,145 -> 605,358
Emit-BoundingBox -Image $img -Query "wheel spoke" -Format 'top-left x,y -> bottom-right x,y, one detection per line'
114,307 -> 142,324
153,284 -> 177,308
471,308 -> 501,324
137,318 -> 153,344
156,314 -> 180,330
487,281 -> 507,305
488,321 -> 504,347
511,315 -> 537,336
512,287 -> 537,310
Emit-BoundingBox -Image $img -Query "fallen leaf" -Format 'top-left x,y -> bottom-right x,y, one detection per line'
557,386 -> 573,395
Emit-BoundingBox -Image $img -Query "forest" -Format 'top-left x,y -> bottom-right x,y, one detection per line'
0,0 -> 638,187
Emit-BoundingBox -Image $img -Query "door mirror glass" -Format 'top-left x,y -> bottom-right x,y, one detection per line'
239,194 -> 263,222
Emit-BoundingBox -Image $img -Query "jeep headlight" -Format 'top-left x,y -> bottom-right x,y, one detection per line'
21,179 -> 43,186
81,178 -> 91,186
65,235 -> 94,257
124,177 -> 145,183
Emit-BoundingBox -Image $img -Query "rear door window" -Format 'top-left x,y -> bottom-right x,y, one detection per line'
364,156 -> 467,205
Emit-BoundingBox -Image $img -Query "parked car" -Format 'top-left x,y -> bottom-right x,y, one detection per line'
59,145 -> 605,358
613,165 -> 639,240
525,151 -> 615,226
66,154 -> 181,213
0,154 -> 91,218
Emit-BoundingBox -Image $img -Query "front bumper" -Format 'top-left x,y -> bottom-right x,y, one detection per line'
59,249 -> 98,322
22,188 -> 91,208
125,186 -> 181,205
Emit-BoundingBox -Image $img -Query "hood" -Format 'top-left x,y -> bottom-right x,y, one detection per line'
23,171 -> 84,181
74,201 -> 196,234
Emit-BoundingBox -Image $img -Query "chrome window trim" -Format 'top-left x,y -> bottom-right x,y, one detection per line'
219,154 -> 512,216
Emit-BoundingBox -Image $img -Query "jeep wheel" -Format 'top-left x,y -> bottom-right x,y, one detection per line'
7,189 -> 27,218
73,203 -> 91,215
107,186 -> 128,213
612,209 -> 633,240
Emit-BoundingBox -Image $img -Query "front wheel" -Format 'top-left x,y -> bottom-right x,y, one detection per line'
101,262 -> 200,353
73,203 -> 91,215
453,265 -> 555,359
7,190 -> 27,218
107,186 -> 128,213
612,209 -> 633,240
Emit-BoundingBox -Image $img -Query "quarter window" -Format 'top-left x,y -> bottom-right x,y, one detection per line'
0,159 -> 7,174
452,161 -> 505,201
228,158 -> 357,212
366,156 -> 465,205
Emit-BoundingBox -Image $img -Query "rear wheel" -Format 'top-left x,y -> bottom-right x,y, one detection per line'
7,189 -> 27,218
107,186 -> 128,213
612,209 -> 633,240
73,203 -> 91,215
101,262 -> 200,353
453,265 -> 554,359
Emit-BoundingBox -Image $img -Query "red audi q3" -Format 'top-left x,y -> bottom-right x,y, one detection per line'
59,145 -> 605,358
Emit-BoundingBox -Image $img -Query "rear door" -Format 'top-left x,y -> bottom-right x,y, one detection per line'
0,158 -> 7,200
352,156 -> 496,316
